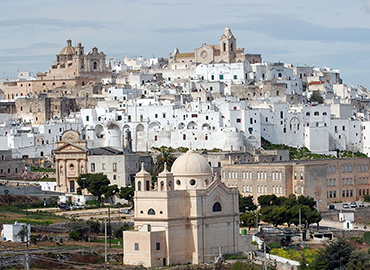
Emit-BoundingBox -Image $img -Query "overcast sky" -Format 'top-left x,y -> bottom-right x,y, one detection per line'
1,0 -> 370,88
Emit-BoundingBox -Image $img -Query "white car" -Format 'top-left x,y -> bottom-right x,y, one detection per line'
119,208 -> 130,214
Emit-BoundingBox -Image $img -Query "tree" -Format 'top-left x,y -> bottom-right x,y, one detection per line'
240,212 -> 256,230
152,146 -> 176,176
260,205 -> 286,227
308,238 -> 355,270
258,194 -> 279,207
16,225 -> 28,243
258,194 -> 321,228
104,184 -> 119,203
309,91 -> 324,104
239,194 -> 256,212
77,173 -> 110,202
119,185 -> 135,203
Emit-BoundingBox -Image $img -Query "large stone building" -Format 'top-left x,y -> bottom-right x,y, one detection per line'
123,150 -> 239,267
221,157 -> 370,211
2,39 -> 110,98
168,26 -> 262,69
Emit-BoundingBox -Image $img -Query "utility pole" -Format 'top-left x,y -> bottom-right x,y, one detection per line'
263,240 -> 267,270
88,224 -> 91,254
108,206 -> 111,248
25,185 -> 30,270
105,219 -> 107,269
299,208 -> 302,232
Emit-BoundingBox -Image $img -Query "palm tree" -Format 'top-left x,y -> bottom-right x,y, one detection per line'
152,146 -> 176,176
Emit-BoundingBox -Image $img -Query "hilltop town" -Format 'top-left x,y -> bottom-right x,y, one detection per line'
1,26 -> 370,269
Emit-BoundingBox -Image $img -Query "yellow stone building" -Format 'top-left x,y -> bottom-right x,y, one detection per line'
123,150 -> 239,267
53,130 -> 87,193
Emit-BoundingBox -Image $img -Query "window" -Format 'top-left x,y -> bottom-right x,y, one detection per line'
102,163 -> 106,170
211,75 -> 214,80
91,163 -> 95,172
156,242 -> 160,250
300,172 -> 303,179
183,134 -> 186,140
343,190 -> 346,197
163,113 -> 166,118
236,118 -> 241,123
233,75 -> 237,79
212,202 -> 222,212
86,115 -> 89,121
219,75 -> 224,80
113,163 -> 117,172
314,111 -> 319,116
135,243 -> 139,251
148,208 -> 156,215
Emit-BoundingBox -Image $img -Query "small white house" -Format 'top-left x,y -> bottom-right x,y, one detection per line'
1,222 -> 30,242
339,212 -> 354,230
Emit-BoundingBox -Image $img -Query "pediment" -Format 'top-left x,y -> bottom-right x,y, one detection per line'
206,179 -> 234,197
54,142 -> 87,153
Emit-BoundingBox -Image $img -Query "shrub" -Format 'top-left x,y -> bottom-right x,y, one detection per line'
113,223 -> 133,239
364,232 -> 370,245
364,195 -> 370,203
86,200 -> 100,206
69,230 -> 81,241
268,242 -> 280,249
251,241 -> 257,246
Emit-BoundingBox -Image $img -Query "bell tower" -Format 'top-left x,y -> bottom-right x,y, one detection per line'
220,26 -> 236,63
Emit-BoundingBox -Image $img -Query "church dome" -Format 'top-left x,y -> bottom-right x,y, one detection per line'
60,39 -> 75,55
171,150 -> 212,176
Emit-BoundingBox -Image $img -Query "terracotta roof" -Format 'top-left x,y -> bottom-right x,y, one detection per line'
176,52 -> 195,58
309,81 -> 325,85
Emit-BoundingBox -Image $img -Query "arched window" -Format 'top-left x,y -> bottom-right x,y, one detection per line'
306,112 -> 310,116
160,181 -> 164,191
93,62 -> 97,70
148,208 -> 155,215
40,151 -> 44,157
314,111 -> 319,116
138,181 -> 142,191
168,181 -> 172,190
212,202 -> 222,212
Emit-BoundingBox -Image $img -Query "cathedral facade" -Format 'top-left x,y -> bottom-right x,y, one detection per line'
168,26 -> 262,69
4,39 -> 110,98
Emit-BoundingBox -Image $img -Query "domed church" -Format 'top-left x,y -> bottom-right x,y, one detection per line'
123,150 -> 239,267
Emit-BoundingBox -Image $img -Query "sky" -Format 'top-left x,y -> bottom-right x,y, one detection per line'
1,0 -> 370,87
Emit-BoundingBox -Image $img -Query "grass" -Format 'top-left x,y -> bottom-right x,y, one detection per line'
91,238 -> 122,245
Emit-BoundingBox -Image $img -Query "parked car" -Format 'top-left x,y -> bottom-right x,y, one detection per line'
343,203 -> 350,208
58,204 -> 70,211
350,202 -> 357,208
359,202 -> 365,207
72,204 -> 83,210
119,208 -> 130,214
328,204 -> 335,210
